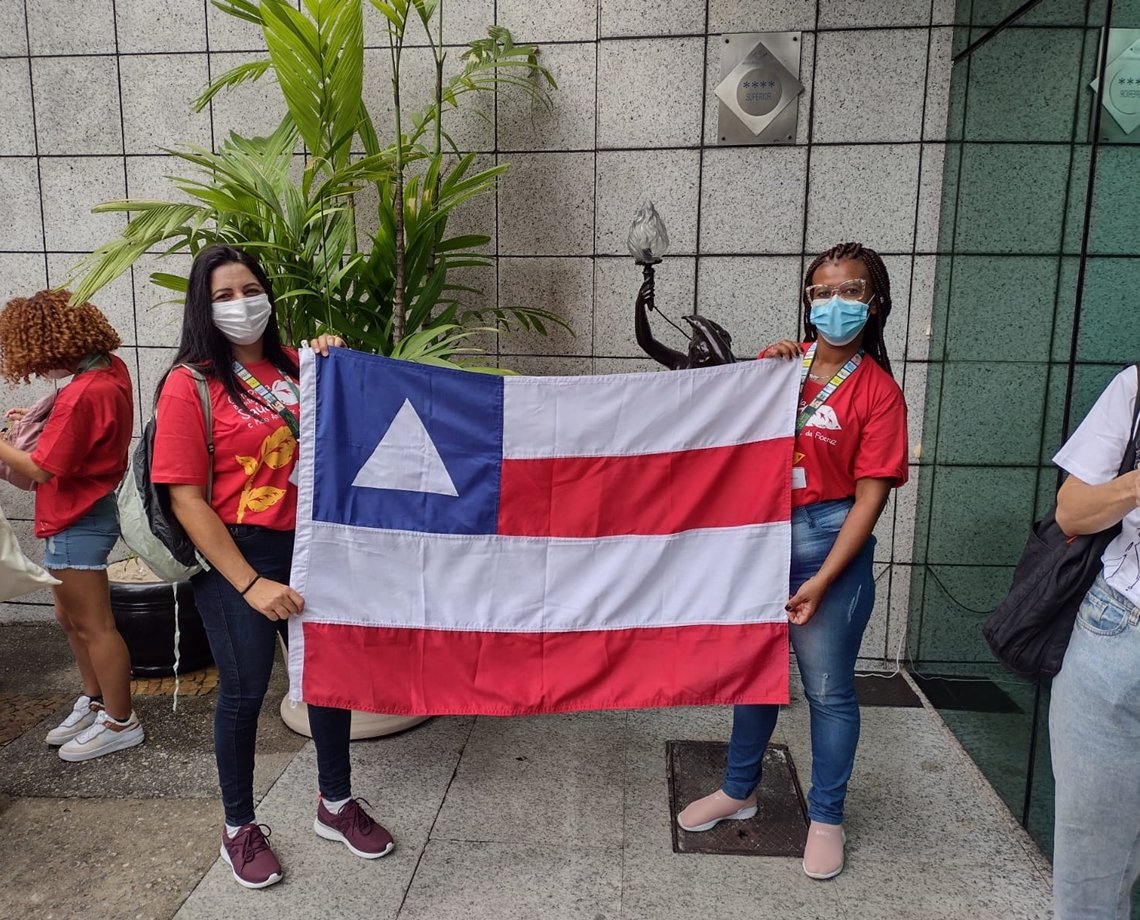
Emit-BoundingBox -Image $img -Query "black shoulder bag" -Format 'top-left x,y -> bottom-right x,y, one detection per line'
982,364 -> 1140,680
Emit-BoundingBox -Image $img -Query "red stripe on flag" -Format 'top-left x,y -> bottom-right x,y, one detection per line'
300,621 -> 789,716
497,437 -> 793,537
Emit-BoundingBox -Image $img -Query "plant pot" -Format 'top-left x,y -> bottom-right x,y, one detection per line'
278,696 -> 429,740
109,558 -> 213,678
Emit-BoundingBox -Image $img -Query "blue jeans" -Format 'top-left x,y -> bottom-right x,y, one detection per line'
193,525 -> 352,827
722,498 -> 875,825
1050,573 -> 1140,920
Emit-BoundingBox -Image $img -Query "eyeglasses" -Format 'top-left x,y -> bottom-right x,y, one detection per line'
805,279 -> 867,302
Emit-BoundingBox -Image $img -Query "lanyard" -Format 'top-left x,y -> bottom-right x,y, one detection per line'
232,361 -> 300,438
796,342 -> 863,434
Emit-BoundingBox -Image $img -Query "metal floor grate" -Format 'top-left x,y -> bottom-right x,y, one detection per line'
667,740 -> 808,856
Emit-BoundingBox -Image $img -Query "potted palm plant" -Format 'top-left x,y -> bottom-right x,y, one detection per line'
70,0 -> 566,736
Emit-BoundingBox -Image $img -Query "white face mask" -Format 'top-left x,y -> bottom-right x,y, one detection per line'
212,293 -> 272,346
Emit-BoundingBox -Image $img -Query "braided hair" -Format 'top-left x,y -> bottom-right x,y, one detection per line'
802,241 -> 893,376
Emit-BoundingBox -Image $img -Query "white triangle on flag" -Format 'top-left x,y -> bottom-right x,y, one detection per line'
352,399 -> 459,497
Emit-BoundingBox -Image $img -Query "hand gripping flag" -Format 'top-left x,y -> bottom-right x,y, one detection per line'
288,349 -> 798,716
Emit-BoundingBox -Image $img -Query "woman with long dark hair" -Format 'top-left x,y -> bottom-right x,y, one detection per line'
676,242 -> 908,881
151,245 -> 394,889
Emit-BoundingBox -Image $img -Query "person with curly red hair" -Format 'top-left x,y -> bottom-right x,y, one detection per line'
0,289 -> 143,761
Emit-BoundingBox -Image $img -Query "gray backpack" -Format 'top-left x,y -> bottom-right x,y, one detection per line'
117,366 -> 213,583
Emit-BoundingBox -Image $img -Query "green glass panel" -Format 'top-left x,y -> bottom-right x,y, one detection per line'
917,563 -> 1017,661
1076,258 -> 1140,363
1088,148 -> 1140,255
954,144 -> 1072,253
926,466 -> 1039,565
935,362 -> 1049,465
965,28 -> 1085,142
944,255 -> 1058,362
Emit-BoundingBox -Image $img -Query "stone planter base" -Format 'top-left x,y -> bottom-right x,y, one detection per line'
278,695 -> 429,739
108,559 -> 213,678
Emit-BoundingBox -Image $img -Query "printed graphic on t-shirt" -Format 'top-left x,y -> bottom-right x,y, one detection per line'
234,425 -> 296,523
804,405 -> 842,431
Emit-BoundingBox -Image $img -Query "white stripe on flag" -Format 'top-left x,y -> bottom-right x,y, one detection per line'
294,520 -> 790,633
502,358 -> 799,459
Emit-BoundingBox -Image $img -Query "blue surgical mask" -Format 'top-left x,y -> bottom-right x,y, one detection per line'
809,295 -> 870,347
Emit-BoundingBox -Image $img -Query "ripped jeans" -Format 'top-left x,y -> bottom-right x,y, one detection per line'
722,498 -> 875,825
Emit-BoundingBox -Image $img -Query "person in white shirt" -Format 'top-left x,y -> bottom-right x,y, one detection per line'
1052,365 -> 1140,920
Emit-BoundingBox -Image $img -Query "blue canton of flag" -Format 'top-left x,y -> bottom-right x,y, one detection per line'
311,350 -> 504,535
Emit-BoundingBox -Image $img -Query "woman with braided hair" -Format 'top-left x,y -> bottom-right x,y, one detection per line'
677,242 -> 908,880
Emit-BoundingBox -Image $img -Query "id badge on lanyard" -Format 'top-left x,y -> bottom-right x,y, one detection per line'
792,343 -> 862,490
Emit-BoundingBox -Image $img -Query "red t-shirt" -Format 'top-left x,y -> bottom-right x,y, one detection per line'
30,354 -> 133,537
150,353 -> 300,531
772,344 -> 909,508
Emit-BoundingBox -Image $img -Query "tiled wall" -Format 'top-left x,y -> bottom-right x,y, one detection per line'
0,0 -> 956,657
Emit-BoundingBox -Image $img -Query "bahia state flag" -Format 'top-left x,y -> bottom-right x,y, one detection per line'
287,348 -> 798,716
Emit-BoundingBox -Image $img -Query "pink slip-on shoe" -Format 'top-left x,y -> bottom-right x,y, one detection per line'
676,789 -> 758,832
802,820 -> 846,880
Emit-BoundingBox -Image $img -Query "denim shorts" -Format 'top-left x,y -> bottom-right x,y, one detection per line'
43,493 -> 119,571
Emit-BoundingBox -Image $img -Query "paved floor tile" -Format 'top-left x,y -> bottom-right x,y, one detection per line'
399,839 -> 623,920
0,795 -> 221,920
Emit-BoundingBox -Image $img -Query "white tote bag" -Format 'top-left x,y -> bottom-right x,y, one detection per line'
0,501 -> 59,601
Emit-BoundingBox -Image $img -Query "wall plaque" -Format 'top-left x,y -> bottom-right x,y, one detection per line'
715,32 -> 803,146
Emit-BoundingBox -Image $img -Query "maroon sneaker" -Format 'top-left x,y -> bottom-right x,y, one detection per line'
220,823 -> 283,889
314,797 -> 395,859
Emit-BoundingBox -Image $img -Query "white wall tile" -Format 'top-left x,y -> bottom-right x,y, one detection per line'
46,252 -> 136,347
502,355 -> 593,376
806,144 -> 920,253
924,27 -> 954,141
209,52 -> 289,145
119,54 -> 212,155
600,0 -> 705,37
125,155 -> 197,204
0,254 -> 47,305
132,251 -> 192,348
39,157 -> 127,252
818,0 -> 932,27
700,147 -> 809,254
26,0 -> 115,55
595,149 -> 700,257
695,255 -> 802,358
116,0 -> 207,53
812,30 -> 928,143
496,0 -> 596,43
0,60 -> 35,157
0,0 -> 27,55
498,42 -> 595,152
498,153 -> 594,256
914,143 -> 946,252
0,159 -> 45,251
206,0 -> 266,52
31,56 -> 122,155
594,256 -> 696,359
497,257 -> 593,357
597,37 -> 705,148
594,356 -> 665,374
709,0 -> 817,33
135,346 -> 177,423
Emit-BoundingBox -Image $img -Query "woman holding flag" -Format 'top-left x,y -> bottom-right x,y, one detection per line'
677,242 -> 908,881
151,245 -> 394,889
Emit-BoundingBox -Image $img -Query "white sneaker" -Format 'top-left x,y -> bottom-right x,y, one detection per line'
45,694 -> 104,746
58,709 -> 144,762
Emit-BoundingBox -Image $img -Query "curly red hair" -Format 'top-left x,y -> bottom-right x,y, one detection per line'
0,289 -> 122,383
